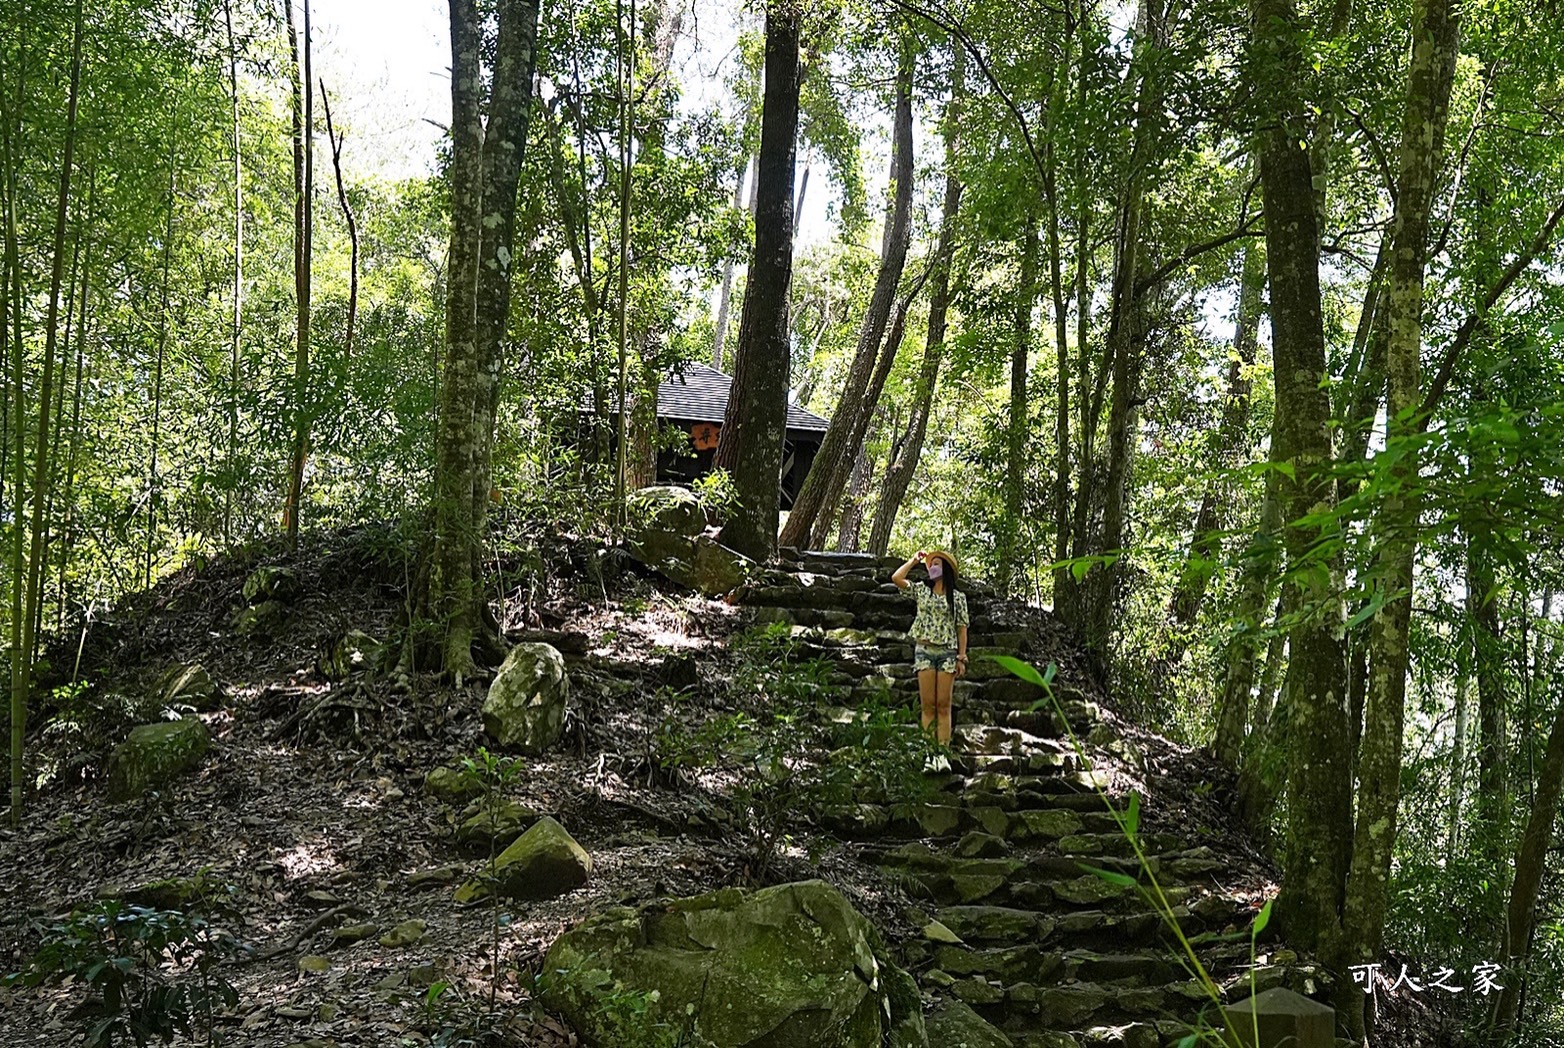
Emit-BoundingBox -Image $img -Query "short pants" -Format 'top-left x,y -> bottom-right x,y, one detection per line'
914,642 -> 959,674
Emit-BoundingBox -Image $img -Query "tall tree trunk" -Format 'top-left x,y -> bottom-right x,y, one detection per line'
779,29 -> 914,550
1213,468 -> 1281,769
999,217 -> 1039,598
9,0 -> 80,823
1251,0 -> 1352,958
1343,7 -> 1461,1032
54,246 -> 89,631
224,0 -> 242,548
1166,239 -> 1263,642
284,0 -> 313,547
3,30 -> 23,825
1082,0 -> 1163,654
1447,657 -> 1469,866
1469,528 -> 1508,924
427,0 -> 543,677
1045,10 -> 1074,613
469,0 -> 540,549
835,407 -> 883,552
712,0 -> 801,562
612,0 -> 637,519
146,99 -> 177,589
429,0 -> 486,678
1488,684 -> 1564,1039
868,40 -> 963,559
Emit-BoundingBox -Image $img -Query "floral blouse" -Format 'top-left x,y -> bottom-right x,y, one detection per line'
909,584 -> 969,648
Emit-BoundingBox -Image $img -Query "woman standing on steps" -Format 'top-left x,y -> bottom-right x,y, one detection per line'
891,549 -> 969,764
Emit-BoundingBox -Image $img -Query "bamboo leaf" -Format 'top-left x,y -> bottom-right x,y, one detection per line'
992,654 -> 1046,688
1076,863 -> 1137,889
1252,898 -> 1272,938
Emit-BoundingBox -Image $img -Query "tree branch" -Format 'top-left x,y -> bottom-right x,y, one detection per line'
884,0 -> 1049,188
1422,195 -> 1564,421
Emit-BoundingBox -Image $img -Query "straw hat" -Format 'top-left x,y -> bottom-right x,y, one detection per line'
922,548 -> 959,574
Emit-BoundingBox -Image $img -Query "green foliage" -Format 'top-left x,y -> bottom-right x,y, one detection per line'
589,985 -> 691,1048
5,901 -> 240,1047
657,622 -> 935,879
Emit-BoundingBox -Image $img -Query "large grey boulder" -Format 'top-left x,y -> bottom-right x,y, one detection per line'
541,879 -> 908,1048
623,486 -> 753,597
482,642 -> 568,754
107,718 -> 211,801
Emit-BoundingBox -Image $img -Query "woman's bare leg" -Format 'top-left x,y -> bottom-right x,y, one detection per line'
935,670 -> 955,745
918,668 -> 937,738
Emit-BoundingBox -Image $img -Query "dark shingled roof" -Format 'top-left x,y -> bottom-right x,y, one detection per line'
658,361 -> 830,434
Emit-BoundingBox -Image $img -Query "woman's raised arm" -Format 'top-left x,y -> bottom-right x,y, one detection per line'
891,550 -> 925,589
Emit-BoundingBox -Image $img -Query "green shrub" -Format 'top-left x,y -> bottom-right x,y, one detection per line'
5,901 -> 240,1047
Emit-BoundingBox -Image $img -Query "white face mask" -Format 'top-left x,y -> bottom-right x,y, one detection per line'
927,560 -> 943,579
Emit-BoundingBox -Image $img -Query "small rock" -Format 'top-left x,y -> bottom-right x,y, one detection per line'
407,865 -> 462,888
485,816 -> 591,900
298,955 -> 330,973
302,890 -> 342,909
158,664 -> 223,711
379,919 -> 426,948
321,629 -> 381,679
328,923 -> 378,948
456,800 -> 539,852
232,600 -> 287,639
924,920 -> 963,944
424,765 -> 482,802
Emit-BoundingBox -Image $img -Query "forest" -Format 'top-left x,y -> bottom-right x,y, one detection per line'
4,0 -> 1564,1044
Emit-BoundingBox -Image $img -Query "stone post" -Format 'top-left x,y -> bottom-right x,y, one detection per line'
1219,987 -> 1336,1048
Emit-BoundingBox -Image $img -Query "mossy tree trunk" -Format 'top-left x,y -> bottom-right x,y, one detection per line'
427,0 -> 542,679
1342,4 -> 1461,1036
712,0 -> 802,562
1250,0 -> 1353,959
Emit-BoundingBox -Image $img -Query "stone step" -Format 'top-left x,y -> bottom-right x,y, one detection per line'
912,903 -> 1225,958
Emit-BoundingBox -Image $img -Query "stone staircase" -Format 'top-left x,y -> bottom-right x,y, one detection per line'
732,548 -> 1328,1048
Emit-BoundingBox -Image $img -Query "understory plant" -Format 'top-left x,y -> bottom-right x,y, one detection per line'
658,621 -> 936,879
4,901 -> 241,1047
993,655 -> 1271,1047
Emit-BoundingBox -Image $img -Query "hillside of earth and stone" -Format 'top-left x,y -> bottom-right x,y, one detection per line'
0,490 -> 1454,1047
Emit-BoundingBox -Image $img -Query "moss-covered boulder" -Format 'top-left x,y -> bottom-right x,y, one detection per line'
540,879 -> 899,1048
456,799 -> 540,852
459,815 -> 590,902
622,487 -> 751,597
482,643 -> 568,754
689,534 -> 753,598
157,664 -> 222,712
243,565 -> 300,604
424,765 -> 482,802
107,718 -> 210,801
624,485 -> 707,565
923,1000 -> 1013,1047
